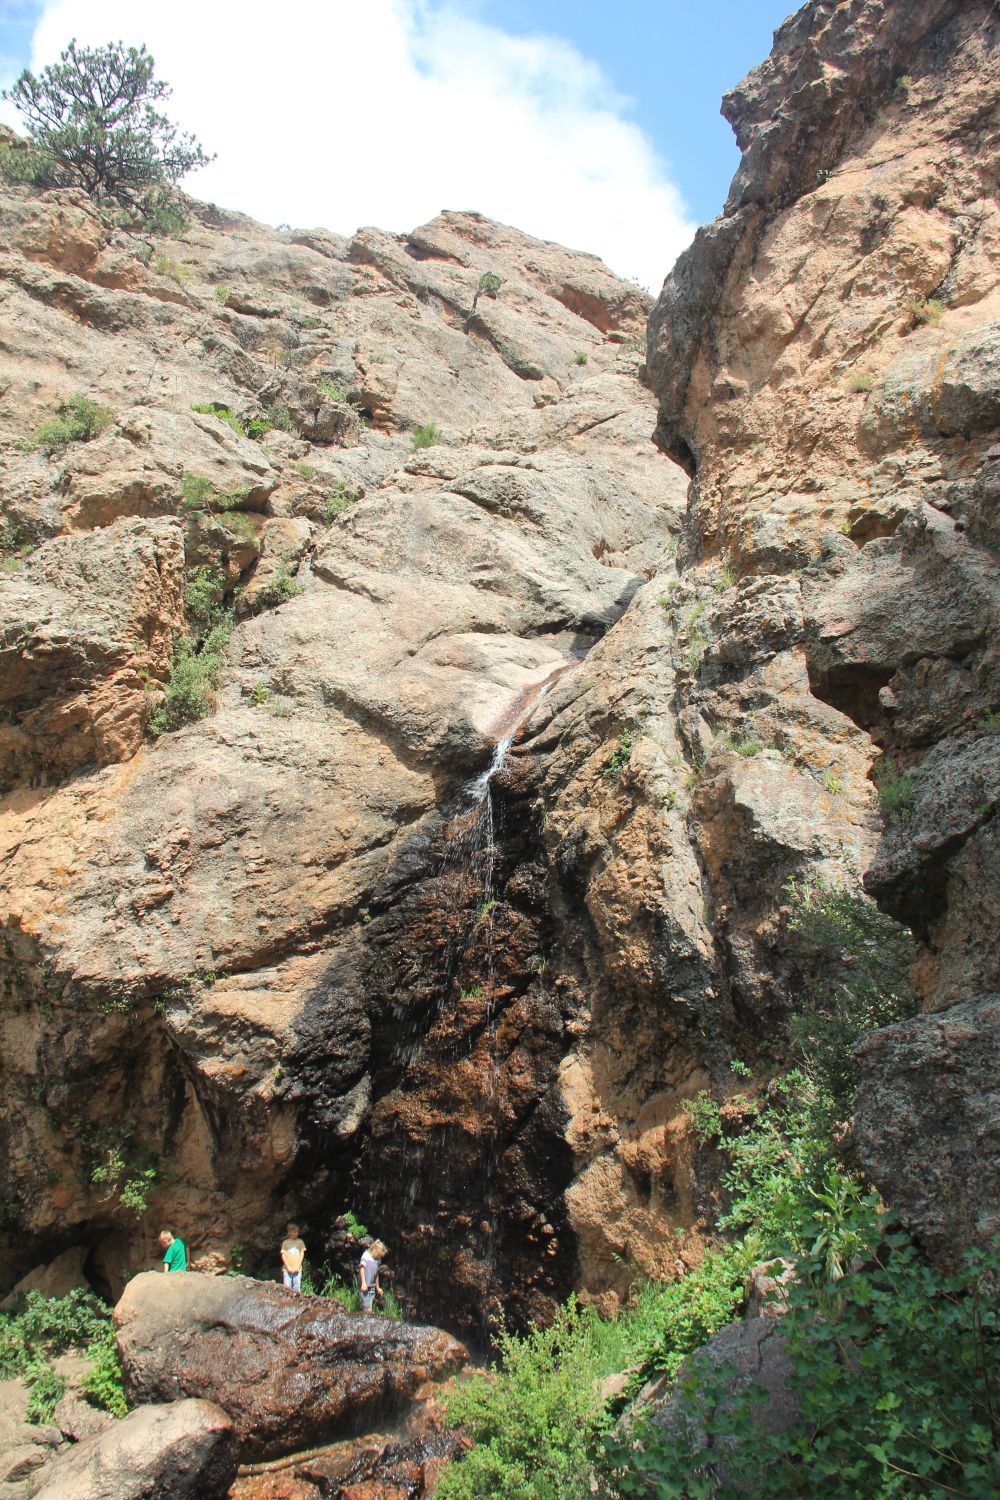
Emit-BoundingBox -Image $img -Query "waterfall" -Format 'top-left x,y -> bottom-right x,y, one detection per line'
357,672 -> 566,1343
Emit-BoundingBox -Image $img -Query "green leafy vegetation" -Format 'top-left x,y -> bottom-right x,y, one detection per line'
712,568 -> 736,593
603,729 -> 636,781
725,732 -> 762,758
439,885 -> 965,1500
342,1209 -> 369,1239
847,372 -> 875,392
149,612 -> 233,734
872,757 -> 915,821
411,422 -> 444,450
29,394 -> 114,454
152,251 -> 189,284
250,559 -> 302,612
213,283 -> 231,304
322,482 -> 353,523
183,565 -> 223,626
82,1326 -> 128,1416
191,401 -> 246,438
82,1122 -> 158,1218
574,350 -> 588,365
0,1290 -> 127,1423
265,401 -> 297,435
318,379 -> 351,403
297,461 -> 319,481
1,40 -> 212,209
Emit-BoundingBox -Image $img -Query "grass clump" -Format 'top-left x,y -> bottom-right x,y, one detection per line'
29,394 -> 113,454
250,560 -> 302,613
574,350 -> 588,366
322,482 -> 353,523
213,283 -> 230,304
191,401 -> 246,438
152,251 -> 189,284
872,756 -> 916,821
910,296 -> 945,327
265,401 -> 297,435
726,733 -> 763,758
297,461 -> 318,481
318,379 -> 351,403
410,422 -> 443,450
847,372 -> 875,392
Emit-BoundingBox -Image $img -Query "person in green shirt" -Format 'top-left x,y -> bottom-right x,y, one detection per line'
158,1229 -> 187,1272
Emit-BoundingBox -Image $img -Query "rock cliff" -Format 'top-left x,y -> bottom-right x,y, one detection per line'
648,0 -> 1000,1261
1,0 -> 997,1352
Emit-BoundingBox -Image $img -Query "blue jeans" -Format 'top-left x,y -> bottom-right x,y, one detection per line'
360,1287 -> 376,1311
283,1269 -> 301,1291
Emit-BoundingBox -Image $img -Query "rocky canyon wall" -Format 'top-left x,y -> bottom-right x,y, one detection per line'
1,0 -> 997,1341
648,0 -> 1000,1262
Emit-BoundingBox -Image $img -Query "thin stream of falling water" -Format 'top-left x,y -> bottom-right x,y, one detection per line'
360,678 -> 560,1335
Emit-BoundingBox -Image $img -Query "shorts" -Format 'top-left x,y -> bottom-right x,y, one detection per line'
283,1269 -> 301,1291
360,1287 -> 376,1311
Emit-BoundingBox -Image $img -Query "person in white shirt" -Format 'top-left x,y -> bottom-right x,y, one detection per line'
359,1239 -> 387,1312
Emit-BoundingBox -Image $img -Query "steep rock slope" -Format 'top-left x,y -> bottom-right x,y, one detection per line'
0,183 -> 698,1328
648,0 -> 1000,1260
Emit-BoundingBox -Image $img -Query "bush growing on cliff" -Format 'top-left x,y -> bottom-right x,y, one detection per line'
2,40 -> 212,209
150,612 -> 233,734
610,1203 -> 1000,1499
411,422 -> 443,450
29,394 -> 113,454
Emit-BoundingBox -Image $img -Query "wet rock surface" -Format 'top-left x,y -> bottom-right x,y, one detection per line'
115,1272 -> 468,1460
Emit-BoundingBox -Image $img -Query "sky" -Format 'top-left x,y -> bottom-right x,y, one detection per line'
0,0 -> 795,291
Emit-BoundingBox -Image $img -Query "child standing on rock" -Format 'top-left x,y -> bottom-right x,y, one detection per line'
359,1240 -> 387,1312
280,1223 -> 306,1292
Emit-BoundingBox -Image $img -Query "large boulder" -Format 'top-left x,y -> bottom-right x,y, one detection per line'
115,1273 -> 468,1459
28,1398 -> 238,1500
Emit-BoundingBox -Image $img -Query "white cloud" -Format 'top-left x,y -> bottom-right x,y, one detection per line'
2,0 -> 695,290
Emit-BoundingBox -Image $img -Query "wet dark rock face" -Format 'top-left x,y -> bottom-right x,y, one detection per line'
289,762 -> 578,1345
116,1272 -> 468,1461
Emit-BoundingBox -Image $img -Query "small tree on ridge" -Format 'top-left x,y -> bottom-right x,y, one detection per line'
2,39 -> 212,209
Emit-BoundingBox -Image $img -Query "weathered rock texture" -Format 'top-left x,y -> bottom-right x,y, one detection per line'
2,0 -> 997,1344
648,0 -> 1000,1257
115,1272 -> 467,1459
27,1397 -> 238,1500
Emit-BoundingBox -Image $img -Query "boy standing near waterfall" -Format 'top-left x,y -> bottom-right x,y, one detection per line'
280,1223 -> 306,1292
359,1240 -> 387,1312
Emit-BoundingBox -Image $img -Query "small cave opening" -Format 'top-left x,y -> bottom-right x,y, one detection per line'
807,661 -> 895,739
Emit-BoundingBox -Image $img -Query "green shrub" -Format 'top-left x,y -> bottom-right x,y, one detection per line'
191,402 -> 246,438
726,733 -> 762,758
250,560 -> 302,612
213,284 -> 231,304
910,296 -> 944,327
0,140 -> 63,188
612,1201 -> 1000,1500
785,881 -> 918,1114
297,462 -> 318,481
25,1360 -> 65,1424
683,1091 -> 722,1145
342,1209 -> 369,1239
712,569 -> 736,592
318,379 -> 350,403
82,1325 -> 128,1416
322,482 -> 353,523
603,729 -> 636,781
266,402 -> 297,435
219,511 -> 259,549
152,251 -> 189,284
149,613 -> 233,733
183,566 -> 224,626
0,1288 -> 110,1377
30,394 -> 114,454
574,350 -> 588,366
872,757 -> 915,821
410,422 -> 443,450
847,372 -> 875,392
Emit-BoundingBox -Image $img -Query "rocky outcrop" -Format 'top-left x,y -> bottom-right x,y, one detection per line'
115,1272 -> 467,1460
26,1398 -> 238,1500
647,0 -> 1000,1258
